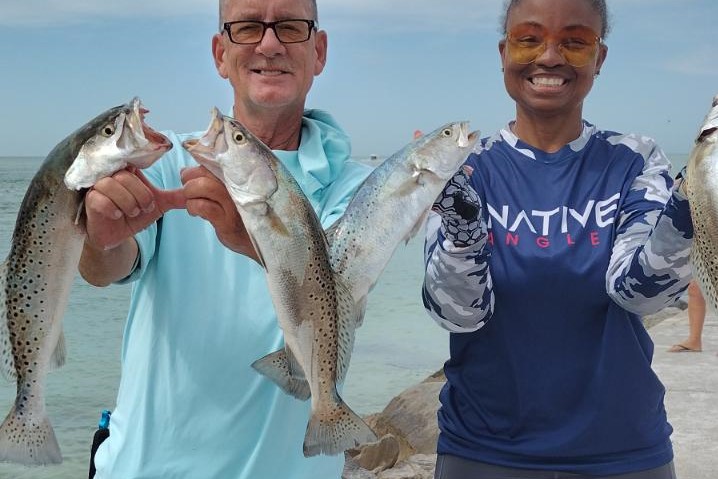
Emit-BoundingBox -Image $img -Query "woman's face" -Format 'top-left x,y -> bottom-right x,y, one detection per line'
499,0 -> 607,121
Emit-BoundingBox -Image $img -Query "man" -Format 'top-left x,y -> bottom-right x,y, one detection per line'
81,0 -> 371,477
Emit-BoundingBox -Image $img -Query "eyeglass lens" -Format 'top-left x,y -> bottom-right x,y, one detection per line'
506,23 -> 600,67
226,20 -> 313,44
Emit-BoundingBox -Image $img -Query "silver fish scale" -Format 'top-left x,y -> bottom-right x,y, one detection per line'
0,264 -> 10,375
688,157 -> 718,311
686,96 -> 718,312
0,175 -> 82,465
5,188 -> 83,450
304,218 -> 340,386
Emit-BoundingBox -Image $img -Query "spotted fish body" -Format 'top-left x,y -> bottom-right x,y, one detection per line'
686,95 -> 718,311
327,122 -> 479,310
184,108 -> 376,457
0,98 -> 171,465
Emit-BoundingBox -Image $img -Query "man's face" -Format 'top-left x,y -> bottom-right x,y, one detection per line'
213,0 -> 327,115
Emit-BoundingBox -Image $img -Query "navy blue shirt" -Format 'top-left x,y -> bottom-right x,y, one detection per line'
423,122 -> 693,475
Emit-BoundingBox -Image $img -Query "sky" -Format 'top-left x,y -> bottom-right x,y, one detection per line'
1,0 -> 717,162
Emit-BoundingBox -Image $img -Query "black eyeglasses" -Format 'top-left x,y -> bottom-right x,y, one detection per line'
222,19 -> 316,45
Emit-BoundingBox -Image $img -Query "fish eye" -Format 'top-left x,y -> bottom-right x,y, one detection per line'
442,128 -> 453,137
101,124 -> 116,137
232,131 -> 246,144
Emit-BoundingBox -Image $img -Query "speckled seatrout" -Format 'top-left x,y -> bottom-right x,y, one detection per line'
686,95 -> 718,311
184,108 -> 376,457
327,122 -> 479,312
0,98 -> 171,465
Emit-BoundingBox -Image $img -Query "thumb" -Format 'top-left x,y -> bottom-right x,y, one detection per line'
155,188 -> 188,213
133,168 -> 187,213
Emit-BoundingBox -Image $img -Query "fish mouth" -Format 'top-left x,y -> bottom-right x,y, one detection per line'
182,107 -> 227,178
458,123 -> 480,149
128,97 -> 172,152
182,138 -> 219,170
142,122 -> 172,151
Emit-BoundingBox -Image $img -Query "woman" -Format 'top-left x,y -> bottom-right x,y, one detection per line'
423,0 -> 692,477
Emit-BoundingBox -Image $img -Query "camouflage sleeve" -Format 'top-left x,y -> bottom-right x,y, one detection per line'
606,140 -> 694,315
422,169 -> 494,332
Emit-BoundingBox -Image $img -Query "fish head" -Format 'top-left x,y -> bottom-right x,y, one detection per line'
184,107 -> 278,208
697,94 -> 718,143
412,122 -> 480,180
686,94 -> 718,190
64,97 -> 172,190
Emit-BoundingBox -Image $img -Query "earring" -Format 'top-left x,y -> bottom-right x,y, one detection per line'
594,71 -> 601,77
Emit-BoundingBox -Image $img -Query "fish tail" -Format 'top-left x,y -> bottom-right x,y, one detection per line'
302,397 -> 377,457
0,404 -> 62,465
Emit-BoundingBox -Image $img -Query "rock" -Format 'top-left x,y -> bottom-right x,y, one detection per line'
364,380 -> 444,460
347,433 -> 400,472
343,369 -> 445,477
343,455 -> 378,479
422,368 -> 445,383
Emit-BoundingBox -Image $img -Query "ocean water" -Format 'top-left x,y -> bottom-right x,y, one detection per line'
0,152 -> 690,478
0,155 -> 447,478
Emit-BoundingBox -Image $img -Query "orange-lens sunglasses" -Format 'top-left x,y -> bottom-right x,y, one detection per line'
506,23 -> 601,68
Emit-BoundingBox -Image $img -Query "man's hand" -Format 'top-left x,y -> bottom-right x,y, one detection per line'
84,166 -> 187,251
80,166 -> 187,286
181,166 -> 259,262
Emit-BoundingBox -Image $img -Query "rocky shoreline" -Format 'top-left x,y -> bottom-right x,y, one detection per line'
341,302 -> 688,479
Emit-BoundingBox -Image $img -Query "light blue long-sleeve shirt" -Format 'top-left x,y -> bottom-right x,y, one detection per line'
94,110 -> 372,479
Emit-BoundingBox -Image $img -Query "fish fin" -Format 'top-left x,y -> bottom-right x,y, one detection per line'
49,331 -> 67,371
0,404 -> 62,465
335,279 -> 361,384
268,208 -> 290,237
0,262 -> 15,381
251,347 -> 311,401
403,210 -> 429,245
353,296 -> 368,329
392,172 -> 425,198
303,395 -> 377,457
245,233 -> 268,270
